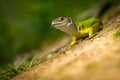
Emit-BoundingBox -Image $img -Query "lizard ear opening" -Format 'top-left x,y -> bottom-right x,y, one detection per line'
68,17 -> 72,23
67,18 -> 73,27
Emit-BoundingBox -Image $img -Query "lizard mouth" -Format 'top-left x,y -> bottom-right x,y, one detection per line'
51,21 -> 66,27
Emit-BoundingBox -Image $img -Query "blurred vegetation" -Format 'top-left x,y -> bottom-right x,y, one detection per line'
0,55 -> 35,80
0,0 -> 103,68
114,30 -> 120,38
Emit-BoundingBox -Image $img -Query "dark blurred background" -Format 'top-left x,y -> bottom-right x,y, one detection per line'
0,0 -> 106,68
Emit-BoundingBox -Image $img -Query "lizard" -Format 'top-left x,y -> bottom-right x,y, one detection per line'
51,17 -> 101,45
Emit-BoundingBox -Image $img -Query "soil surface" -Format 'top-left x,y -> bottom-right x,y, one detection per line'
11,15 -> 120,80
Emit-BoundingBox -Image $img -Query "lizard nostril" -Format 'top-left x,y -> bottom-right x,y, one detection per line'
51,21 -> 55,27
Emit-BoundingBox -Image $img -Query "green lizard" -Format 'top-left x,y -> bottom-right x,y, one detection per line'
51,17 -> 101,45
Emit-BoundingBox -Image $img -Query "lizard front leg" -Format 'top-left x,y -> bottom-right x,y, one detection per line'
88,22 -> 100,38
70,36 -> 76,46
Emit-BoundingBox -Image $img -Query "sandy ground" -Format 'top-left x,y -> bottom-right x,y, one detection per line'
11,15 -> 120,80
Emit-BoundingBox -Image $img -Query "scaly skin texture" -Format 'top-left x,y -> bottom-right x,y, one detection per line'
51,17 -> 101,45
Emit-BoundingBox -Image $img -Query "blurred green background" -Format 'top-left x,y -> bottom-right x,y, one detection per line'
0,0 -> 102,68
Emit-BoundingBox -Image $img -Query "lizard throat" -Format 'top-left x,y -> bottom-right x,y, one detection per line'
61,23 -> 79,36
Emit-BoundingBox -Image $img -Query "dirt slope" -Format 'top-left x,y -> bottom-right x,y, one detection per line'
11,15 -> 120,80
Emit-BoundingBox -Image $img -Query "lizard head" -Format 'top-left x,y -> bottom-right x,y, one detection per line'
51,17 -> 79,36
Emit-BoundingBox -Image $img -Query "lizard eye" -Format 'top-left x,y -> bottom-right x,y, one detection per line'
60,17 -> 64,21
